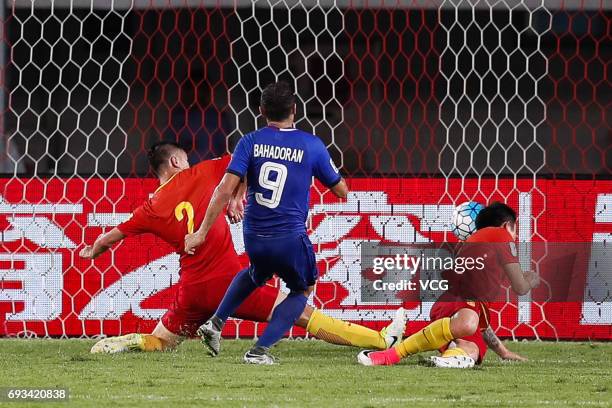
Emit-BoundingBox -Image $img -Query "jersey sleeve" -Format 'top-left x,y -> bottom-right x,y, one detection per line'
313,139 -> 342,188
212,154 -> 231,179
116,203 -> 154,237
192,154 -> 232,184
226,136 -> 251,179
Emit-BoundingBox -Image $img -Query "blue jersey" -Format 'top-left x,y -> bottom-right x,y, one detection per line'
227,126 -> 341,235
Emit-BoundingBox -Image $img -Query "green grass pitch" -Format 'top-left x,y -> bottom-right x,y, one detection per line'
0,339 -> 610,407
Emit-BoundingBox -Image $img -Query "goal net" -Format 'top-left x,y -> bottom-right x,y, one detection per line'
0,1 -> 609,340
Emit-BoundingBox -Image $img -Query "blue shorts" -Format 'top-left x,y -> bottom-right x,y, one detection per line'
244,232 -> 318,292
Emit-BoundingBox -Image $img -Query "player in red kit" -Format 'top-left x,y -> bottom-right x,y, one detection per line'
80,142 -> 405,353
357,202 -> 539,368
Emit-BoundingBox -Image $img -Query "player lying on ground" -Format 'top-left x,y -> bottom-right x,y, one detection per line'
357,202 -> 539,368
185,81 -> 355,364
81,141 -> 405,354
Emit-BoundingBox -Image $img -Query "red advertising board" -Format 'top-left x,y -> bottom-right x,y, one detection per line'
1,177 -> 610,339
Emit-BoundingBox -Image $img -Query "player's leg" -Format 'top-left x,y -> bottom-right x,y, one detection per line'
298,305 -> 406,349
89,322 -> 183,354
198,235 -> 276,356
91,279 -> 228,354
448,338 -> 480,360
430,317 -> 489,368
232,283 -> 405,350
200,233 -> 296,361
209,267 -> 260,326
358,307 -> 479,366
148,321 -> 183,350
241,233 -> 315,364
429,338 -> 479,368
90,286 -> 193,354
240,233 -> 404,363
90,290 -> 202,354
243,285 -> 311,364
196,267 -> 264,356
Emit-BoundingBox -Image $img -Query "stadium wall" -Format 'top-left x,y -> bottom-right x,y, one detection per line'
1,177 -> 610,340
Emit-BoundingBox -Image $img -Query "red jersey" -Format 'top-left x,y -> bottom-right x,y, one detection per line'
117,155 -> 241,284
447,227 -> 519,301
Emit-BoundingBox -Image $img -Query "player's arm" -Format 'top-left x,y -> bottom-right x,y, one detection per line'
81,202 -> 153,260
482,326 -> 528,361
503,263 -> 540,295
79,227 -> 126,260
192,135 -> 251,234
185,172 -> 242,254
227,179 -> 247,224
314,140 -> 348,199
330,178 -> 348,198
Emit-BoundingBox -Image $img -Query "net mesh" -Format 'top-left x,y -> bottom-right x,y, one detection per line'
0,1 -> 610,339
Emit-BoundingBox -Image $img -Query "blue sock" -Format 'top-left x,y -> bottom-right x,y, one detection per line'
214,268 -> 258,324
256,292 -> 307,348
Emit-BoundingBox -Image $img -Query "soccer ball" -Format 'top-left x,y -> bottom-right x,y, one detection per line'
451,201 -> 484,241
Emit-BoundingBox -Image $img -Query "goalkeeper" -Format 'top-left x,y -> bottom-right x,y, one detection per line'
358,202 -> 538,368
80,142 -> 405,354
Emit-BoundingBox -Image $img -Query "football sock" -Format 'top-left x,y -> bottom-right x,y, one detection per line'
369,348 -> 401,365
256,292 -> 307,348
214,268 -> 258,324
306,309 -> 386,349
440,347 -> 468,358
138,334 -> 164,352
394,317 -> 454,359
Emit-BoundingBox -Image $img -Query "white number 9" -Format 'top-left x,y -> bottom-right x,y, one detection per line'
256,161 -> 288,209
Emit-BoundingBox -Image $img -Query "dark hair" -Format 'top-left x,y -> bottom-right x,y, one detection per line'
260,81 -> 296,121
475,202 -> 517,230
147,141 -> 183,176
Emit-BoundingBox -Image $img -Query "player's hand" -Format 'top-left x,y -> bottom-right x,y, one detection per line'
79,245 -> 96,260
227,198 -> 245,224
184,232 -> 205,255
500,349 -> 528,362
524,270 -> 540,289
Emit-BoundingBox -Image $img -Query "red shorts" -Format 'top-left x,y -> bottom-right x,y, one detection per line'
161,274 -> 279,337
430,298 -> 490,364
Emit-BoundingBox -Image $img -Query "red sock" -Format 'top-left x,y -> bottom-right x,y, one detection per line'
370,348 -> 401,365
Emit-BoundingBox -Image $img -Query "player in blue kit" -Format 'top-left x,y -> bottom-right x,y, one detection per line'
184,81 -> 350,364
